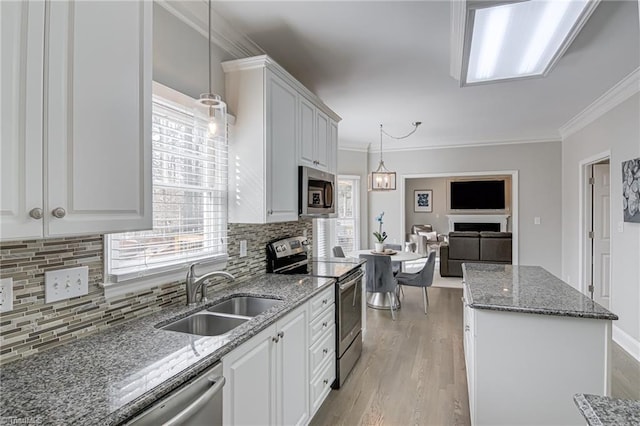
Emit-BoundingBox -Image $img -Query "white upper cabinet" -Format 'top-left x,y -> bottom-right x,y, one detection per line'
0,0 -> 152,241
223,55 -> 340,223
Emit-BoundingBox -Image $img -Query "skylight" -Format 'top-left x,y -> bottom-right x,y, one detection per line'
451,0 -> 600,86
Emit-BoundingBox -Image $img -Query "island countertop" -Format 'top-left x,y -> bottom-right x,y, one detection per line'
462,264 -> 618,320
0,273 -> 334,426
574,394 -> 640,425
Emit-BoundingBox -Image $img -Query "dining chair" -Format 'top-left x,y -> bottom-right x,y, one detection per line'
360,254 -> 398,320
395,250 -> 436,315
332,246 -> 346,257
383,243 -> 402,276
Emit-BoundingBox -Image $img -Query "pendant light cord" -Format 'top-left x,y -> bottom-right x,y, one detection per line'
208,0 -> 212,95
380,122 -> 422,140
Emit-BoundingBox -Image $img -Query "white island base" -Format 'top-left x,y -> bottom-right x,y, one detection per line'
463,300 -> 612,426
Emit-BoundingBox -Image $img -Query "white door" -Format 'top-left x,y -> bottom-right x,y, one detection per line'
45,0 -> 152,236
0,0 -> 45,241
592,163 -> 611,308
277,306 -> 309,426
223,326 -> 277,425
265,71 -> 298,223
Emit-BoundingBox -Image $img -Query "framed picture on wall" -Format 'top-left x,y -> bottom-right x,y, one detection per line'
414,189 -> 433,212
622,157 -> 640,223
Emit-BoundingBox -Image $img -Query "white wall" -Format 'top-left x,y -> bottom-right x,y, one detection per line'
368,141 -> 563,276
338,149 -> 369,250
153,5 -> 233,99
562,93 -> 640,356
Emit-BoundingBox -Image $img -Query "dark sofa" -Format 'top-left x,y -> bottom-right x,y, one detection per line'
440,231 -> 512,277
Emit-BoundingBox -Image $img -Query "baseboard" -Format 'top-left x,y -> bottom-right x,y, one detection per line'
613,325 -> 640,362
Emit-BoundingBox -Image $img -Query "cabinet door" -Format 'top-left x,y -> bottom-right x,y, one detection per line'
298,96 -> 316,168
223,325 -> 277,426
0,0 -> 45,241
45,0 -> 152,236
315,110 -> 330,171
265,71 -> 298,223
277,305 -> 309,426
329,120 -> 338,175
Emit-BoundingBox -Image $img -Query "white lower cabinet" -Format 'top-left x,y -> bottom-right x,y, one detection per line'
223,304 -> 309,426
308,287 -> 336,418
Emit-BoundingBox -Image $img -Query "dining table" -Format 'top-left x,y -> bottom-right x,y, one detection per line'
347,249 -> 425,310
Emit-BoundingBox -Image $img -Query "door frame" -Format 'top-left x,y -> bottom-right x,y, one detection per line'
400,170 -> 519,265
578,150 -> 612,296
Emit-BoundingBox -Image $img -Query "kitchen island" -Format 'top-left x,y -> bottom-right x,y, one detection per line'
462,263 -> 618,426
0,274 -> 334,425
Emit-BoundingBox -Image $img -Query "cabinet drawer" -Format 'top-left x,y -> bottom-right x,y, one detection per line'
310,287 -> 334,319
309,306 -> 334,344
310,329 -> 335,376
310,357 -> 335,415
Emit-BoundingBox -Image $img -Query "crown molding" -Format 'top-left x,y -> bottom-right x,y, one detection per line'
338,144 -> 370,153
365,137 -> 560,153
559,67 -> 640,138
155,0 -> 263,59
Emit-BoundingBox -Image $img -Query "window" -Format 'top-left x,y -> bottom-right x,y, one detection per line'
314,175 -> 360,257
105,83 -> 228,284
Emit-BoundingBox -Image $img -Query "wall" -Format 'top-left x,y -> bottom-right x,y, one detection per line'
337,149 -> 369,249
404,176 -> 512,236
562,93 -> 640,357
0,221 -> 312,365
368,141 -> 563,276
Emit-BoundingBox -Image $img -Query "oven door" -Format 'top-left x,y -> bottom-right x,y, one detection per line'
337,269 -> 364,356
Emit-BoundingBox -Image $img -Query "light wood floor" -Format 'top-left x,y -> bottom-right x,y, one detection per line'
311,286 -> 640,426
311,286 -> 470,426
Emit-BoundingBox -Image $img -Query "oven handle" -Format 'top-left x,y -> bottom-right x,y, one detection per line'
273,260 -> 308,274
339,270 -> 364,292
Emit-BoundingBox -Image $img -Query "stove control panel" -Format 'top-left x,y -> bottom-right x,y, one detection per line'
268,236 -> 309,259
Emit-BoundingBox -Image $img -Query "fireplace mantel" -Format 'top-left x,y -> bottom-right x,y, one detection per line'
447,214 -> 510,232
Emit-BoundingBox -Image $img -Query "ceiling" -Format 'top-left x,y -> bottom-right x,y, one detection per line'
210,1 -> 639,151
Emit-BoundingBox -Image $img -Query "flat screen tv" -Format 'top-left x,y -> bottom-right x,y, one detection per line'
450,180 -> 505,210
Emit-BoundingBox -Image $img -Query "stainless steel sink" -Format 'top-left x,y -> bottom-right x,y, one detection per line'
207,296 -> 283,317
161,313 -> 247,336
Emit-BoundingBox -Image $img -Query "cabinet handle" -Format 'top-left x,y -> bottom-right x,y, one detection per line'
322,348 -> 328,355
277,331 -> 284,339
267,209 -> 273,215
51,207 -> 66,218
29,208 -> 43,220
323,379 -> 329,385
322,321 -> 328,328
322,299 -> 328,305
465,325 -> 470,332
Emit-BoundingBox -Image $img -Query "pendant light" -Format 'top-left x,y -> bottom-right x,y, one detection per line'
196,0 -> 226,135
369,122 -> 422,191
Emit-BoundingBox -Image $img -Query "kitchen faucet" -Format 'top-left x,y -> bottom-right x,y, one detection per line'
185,263 -> 235,306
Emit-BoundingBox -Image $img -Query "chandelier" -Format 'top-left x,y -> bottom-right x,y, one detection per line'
369,122 -> 422,191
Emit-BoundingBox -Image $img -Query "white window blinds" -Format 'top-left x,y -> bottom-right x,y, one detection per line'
105,86 -> 228,282
335,177 -> 359,253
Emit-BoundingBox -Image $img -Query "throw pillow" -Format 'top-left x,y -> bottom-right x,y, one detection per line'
418,231 -> 438,242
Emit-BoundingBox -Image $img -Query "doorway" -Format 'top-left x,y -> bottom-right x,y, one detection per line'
582,158 -> 611,307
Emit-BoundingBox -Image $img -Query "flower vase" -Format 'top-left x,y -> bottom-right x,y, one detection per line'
374,242 -> 384,253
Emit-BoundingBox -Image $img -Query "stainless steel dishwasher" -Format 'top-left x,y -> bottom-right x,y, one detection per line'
126,362 -> 225,426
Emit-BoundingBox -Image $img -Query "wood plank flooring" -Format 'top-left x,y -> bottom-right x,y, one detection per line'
311,286 -> 470,426
311,286 -> 640,426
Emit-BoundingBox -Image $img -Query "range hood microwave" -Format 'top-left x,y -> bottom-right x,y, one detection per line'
299,166 -> 336,218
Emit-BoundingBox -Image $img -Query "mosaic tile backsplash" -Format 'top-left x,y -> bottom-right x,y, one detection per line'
0,221 -> 312,365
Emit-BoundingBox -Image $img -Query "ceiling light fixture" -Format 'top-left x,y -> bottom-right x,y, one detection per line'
450,0 -> 600,86
369,122 -> 422,191
196,0 -> 226,135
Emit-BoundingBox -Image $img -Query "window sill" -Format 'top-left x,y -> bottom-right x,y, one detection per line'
101,256 -> 228,299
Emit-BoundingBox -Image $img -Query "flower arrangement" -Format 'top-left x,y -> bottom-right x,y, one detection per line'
373,212 -> 387,243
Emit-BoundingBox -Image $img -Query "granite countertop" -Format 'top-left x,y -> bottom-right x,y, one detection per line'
462,264 -> 618,320
0,273 -> 334,426
574,394 -> 640,425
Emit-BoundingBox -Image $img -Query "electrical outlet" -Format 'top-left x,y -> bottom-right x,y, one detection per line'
239,240 -> 247,258
0,278 -> 13,313
45,266 -> 89,303
534,217 -> 541,225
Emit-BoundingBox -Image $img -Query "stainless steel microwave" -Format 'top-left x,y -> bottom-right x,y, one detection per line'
299,166 -> 336,217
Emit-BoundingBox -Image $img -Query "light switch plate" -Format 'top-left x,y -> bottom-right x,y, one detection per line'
45,266 -> 89,303
0,278 -> 13,313
534,217 -> 541,225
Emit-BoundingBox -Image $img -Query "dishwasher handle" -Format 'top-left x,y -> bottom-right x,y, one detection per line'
164,376 -> 226,426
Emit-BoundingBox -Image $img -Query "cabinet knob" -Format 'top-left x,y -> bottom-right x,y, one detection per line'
29,208 -> 43,220
267,209 -> 273,215
277,331 -> 284,339
464,325 -> 470,332
52,207 -> 66,218
272,336 -> 279,343
322,321 -> 328,328
322,348 -> 328,355
322,299 -> 328,305
323,379 -> 329,385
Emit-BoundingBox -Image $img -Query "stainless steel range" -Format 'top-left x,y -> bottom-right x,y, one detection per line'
266,236 -> 364,388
